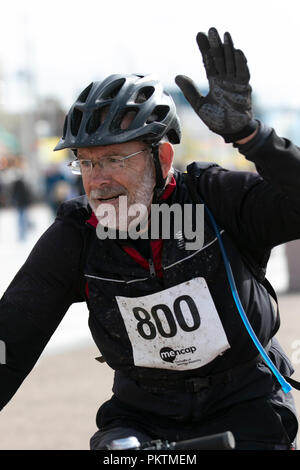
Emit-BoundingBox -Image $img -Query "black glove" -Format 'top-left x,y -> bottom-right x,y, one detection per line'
175,27 -> 258,142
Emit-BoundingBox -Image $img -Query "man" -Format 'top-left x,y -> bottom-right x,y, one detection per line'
0,27 -> 299,450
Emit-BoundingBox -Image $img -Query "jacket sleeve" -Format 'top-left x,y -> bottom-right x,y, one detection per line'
195,122 -> 300,261
0,217 -> 85,410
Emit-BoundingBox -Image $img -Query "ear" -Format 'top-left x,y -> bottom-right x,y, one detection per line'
158,142 -> 174,179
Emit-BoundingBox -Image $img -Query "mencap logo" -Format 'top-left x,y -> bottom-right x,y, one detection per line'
160,346 -> 196,363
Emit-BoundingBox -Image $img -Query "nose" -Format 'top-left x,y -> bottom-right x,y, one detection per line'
89,163 -> 112,186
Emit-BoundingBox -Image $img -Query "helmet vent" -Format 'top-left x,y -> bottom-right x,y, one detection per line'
111,108 -> 138,131
146,105 -> 170,123
86,105 -> 111,134
62,116 -> 68,139
120,109 -> 138,130
70,108 -> 83,136
77,83 -> 93,103
101,78 -> 126,100
166,128 -> 180,144
135,86 -> 155,103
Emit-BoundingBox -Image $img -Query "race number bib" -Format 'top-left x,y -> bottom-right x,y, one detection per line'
116,278 -> 230,370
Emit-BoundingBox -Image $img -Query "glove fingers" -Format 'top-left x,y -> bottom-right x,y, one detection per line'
175,75 -> 205,111
196,32 -> 217,78
197,28 -> 249,83
196,32 -> 210,56
208,27 -> 226,77
223,32 -> 236,78
235,49 -> 250,82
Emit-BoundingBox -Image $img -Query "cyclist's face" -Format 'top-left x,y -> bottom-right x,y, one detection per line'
78,141 -> 156,230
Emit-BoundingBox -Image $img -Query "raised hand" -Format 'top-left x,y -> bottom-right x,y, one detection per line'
175,27 -> 258,142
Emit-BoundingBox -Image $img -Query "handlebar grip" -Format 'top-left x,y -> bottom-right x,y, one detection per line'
172,431 -> 235,450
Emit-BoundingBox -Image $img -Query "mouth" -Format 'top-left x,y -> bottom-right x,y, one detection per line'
96,195 -> 121,203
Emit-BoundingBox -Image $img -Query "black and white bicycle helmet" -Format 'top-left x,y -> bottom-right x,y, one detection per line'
54,73 -> 181,150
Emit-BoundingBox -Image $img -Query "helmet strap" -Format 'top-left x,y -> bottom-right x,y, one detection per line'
151,143 -> 167,203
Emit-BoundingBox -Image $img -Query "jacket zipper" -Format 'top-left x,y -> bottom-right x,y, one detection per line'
148,258 -> 156,278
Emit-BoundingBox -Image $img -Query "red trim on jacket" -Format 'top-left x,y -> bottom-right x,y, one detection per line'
160,175 -> 176,201
87,211 -> 98,228
122,240 -> 163,278
122,245 -> 149,270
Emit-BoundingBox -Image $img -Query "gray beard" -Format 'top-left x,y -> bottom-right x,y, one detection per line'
89,158 -> 155,232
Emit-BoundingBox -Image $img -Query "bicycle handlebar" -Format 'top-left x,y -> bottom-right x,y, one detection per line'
107,431 -> 235,450
171,431 -> 235,450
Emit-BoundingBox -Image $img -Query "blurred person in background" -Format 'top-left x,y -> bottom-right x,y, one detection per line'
0,156 -> 17,206
0,171 -> 5,208
0,161 -> 5,240
10,156 -> 33,242
43,163 -> 72,217
0,27 -> 300,451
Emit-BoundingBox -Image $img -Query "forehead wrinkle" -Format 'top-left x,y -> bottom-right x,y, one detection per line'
77,145 -> 142,160
77,141 -> 146,159
77,149 -> 123,160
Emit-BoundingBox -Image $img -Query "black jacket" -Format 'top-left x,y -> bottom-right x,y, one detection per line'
0,123 -> 300,414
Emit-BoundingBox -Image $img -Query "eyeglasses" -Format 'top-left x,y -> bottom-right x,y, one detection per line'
67,149 -> 148,176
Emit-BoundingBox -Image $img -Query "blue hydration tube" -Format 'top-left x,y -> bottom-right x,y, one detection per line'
204,204 -> 292,394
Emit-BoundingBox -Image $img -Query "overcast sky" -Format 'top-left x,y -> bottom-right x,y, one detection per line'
0,0 -> 300,111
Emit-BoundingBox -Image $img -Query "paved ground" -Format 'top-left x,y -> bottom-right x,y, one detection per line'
0,293 -> 299,450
